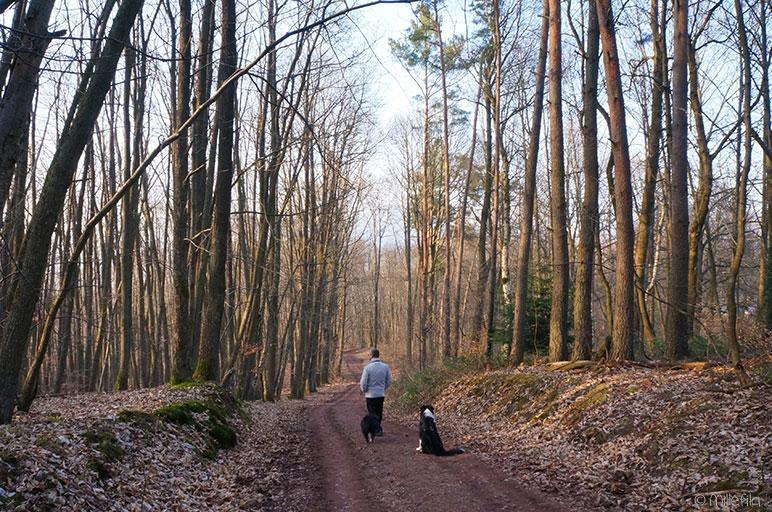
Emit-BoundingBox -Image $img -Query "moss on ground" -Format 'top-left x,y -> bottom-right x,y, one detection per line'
0,450 -> 17,465
85,458 -> 110,480
116,387 -> 240,461
34,435 -> 63,454
169,381 -> 200,390
116,409 -> 155,426
563,383 -> 608,428
82,428 -> 124,461
209,423 -> 237,449
155,398 -> 237,459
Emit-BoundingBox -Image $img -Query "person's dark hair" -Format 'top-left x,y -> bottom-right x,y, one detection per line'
370,348 -> 380,359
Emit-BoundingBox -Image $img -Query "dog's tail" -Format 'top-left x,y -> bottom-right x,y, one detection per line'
439,447 -> 465,456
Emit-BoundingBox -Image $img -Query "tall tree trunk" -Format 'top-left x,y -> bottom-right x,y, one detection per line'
194,0 -> 238,382
548,0 -> 568,362
115,47 -> 140,391
170,0 -> 193,384
0,0 -> 60,223
665,0 -> 690,360
634,0 -> 665,348
473,93 -> 493,344
759,0 -> 772,329
572,0 -> 600,361
511,0 -> 549,366
420,67 -> 431,370
433,0 -> 452,359
404,166 -> 414,363
484,0 -> 503,359
726,0 -> 753,387
596,0 -> 635,361
453,83 -> 481,357
189,0 -> 216,366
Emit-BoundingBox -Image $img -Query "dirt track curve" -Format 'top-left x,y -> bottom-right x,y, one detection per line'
306,349 -> 568,512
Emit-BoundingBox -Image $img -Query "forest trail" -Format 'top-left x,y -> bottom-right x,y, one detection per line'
306,350 -> 567,512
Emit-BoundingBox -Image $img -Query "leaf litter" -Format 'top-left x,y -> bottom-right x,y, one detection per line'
391,364 -> 771,511
0,385 -> 319,511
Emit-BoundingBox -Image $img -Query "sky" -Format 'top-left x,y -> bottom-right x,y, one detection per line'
350,0 -> 474,126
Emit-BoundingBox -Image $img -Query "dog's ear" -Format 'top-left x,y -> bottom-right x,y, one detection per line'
427,405 -> 434,412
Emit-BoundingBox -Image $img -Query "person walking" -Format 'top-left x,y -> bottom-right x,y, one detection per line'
359,348 -> 392,435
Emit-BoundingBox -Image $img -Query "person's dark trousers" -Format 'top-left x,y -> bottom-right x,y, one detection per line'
366,396 -> 384,431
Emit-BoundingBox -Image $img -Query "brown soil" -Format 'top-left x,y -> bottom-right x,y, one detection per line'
306,350 -> 568,512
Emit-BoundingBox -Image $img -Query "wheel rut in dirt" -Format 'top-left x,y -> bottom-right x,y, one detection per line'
307,349 -> 569,512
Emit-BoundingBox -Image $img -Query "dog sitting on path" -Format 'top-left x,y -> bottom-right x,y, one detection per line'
361,413 -> 381,443
416,405 -> 465,456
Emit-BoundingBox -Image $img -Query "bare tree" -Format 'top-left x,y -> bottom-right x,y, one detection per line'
596,0 -> 634,361
665,0 -> 690,360
572,0 -> 600,361
547,0 -> 568,362
511,0 -> 548,365
194,0 -> 238,382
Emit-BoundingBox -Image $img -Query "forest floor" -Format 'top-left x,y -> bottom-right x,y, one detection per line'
1,351 -> 770,511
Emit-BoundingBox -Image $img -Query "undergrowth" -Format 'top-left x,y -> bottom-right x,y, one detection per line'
389,353 -> 507,414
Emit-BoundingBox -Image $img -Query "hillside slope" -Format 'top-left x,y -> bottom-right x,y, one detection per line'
389,362 -> 771,511
0,385 -> 318,511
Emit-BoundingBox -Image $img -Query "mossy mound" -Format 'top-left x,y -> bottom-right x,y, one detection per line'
209,423 -> 237,449
82,428 -> 124,461
115,386 -> 240,461
154,397 -> 237,459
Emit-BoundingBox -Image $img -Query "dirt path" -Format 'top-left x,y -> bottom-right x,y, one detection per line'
306,350 -> 568,512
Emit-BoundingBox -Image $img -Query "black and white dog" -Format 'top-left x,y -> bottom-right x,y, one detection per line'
416,405 -> 465,456
361,413 -> 381,443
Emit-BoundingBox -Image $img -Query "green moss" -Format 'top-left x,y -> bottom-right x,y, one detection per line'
34,435 -> 62,454
157,400 -> 227,426
116,410 -> 155,425
626,386 -> 641,393
209,423 -> 237,449
170,381 -> 199,389
85,458 -> 110,480
157,403 -> 196,425
82,429 -> 123,460
81,429 -> 114,445
99,439 -> 124,460
43,414 -> 63,424
0,450 -> 17,465
488,374 -> 546,417
155,399 -> 237,458
563,383 -> 608,428
201,439 -> 219,460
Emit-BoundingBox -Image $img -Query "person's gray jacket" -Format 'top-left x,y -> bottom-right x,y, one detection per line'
359,358 -> 392,398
